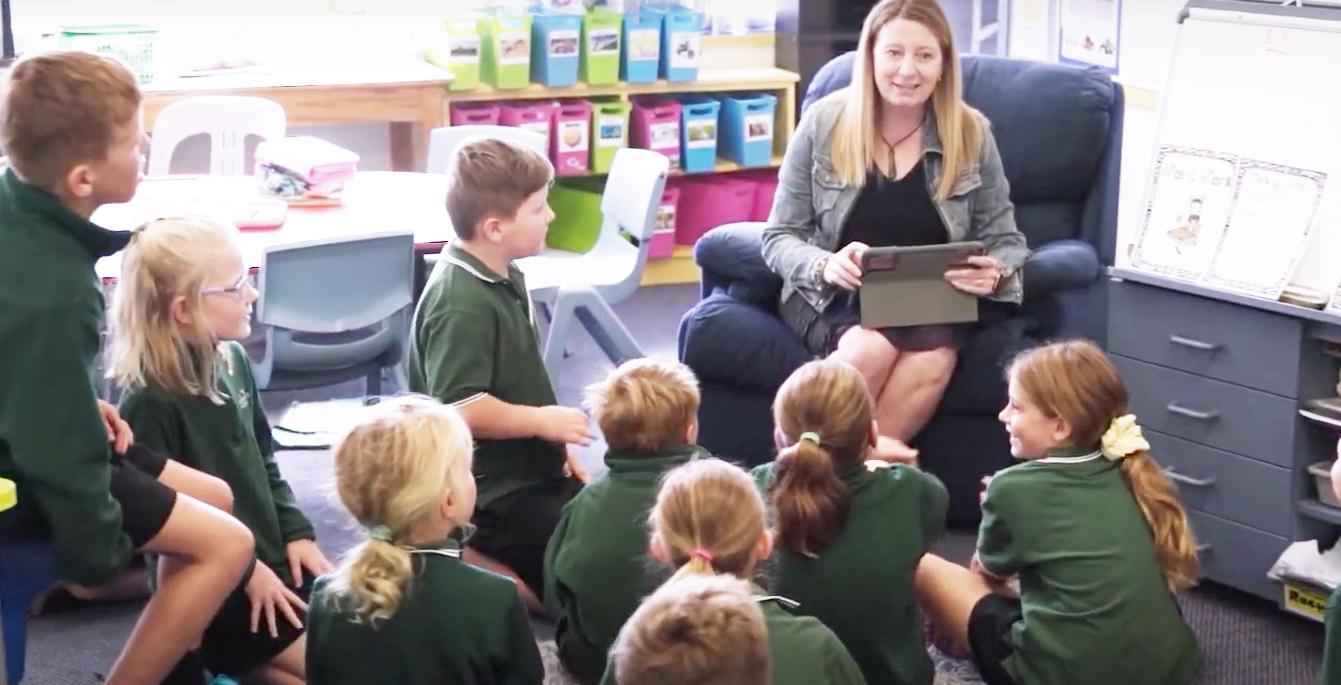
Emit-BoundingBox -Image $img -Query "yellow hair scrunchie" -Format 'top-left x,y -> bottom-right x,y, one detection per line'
1100,414 -> 1150,461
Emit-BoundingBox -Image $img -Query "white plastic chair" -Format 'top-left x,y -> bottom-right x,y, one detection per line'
252,232 -> 416,395
517,147 -> 669,386
147,96 -> 286,175
424,124 -> 548,174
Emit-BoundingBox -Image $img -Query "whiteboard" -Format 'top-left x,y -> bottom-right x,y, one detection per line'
1130,0 -> 1341,300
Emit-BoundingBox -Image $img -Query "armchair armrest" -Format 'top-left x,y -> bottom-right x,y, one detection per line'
693,221 -> 782,309
1021,240 -> 1101,302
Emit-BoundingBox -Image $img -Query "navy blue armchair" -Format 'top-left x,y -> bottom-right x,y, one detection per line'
677,55 -> 1124,526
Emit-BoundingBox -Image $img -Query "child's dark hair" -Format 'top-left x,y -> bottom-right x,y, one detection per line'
770,359 -> 873,558
445,138 -> 553,240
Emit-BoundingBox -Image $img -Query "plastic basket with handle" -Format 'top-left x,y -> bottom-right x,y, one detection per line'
59,24 -> 158,84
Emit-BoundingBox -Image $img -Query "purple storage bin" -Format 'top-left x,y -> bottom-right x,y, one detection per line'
630,97 -> 682,170
450,102 -> 502,126
499,100 -> 558,153
671,176 -> 755,245
551,99 -> 592,176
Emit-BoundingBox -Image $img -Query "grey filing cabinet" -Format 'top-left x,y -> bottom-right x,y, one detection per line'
1108,268 -> 1340,601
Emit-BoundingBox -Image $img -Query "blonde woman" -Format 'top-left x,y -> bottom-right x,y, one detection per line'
916,340 -> 1201,685
110,216 -> 330,684
601,458 -> 865,685
763,0 -> 1029,460
305,397 -> 544,684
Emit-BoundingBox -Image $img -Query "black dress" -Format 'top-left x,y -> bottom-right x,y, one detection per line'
816,160 -> 968,353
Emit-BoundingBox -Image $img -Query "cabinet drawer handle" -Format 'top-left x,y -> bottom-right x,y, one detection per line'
1196,543 -> 1212,554
1169,334 -> 1221,352
1166,403 -> 1221,421
1162,467 -> 1215,487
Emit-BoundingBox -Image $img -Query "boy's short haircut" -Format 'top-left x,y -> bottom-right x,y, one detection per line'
585,358 -> 700,453
445,138 -> 553,240
612,573 -> 770,685
1,51 -> 141,189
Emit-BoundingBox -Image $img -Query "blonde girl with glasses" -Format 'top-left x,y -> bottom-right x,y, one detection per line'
110,215 -> 331,684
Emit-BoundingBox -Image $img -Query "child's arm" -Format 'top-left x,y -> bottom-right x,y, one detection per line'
1,305 -> 133,584
458,395 -> 591,445
976,474 -> 1030,581
542,501 -> 576,616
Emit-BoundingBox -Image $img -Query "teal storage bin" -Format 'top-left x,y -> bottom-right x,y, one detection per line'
642,4 -> 701,82
719,93 -> 777,167
532,9 -> 582,87
621,12 -> 661,83
481,12 -> 533,89
677,95 -> 720,172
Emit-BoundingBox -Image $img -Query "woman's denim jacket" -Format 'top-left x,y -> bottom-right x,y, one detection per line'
762,90 -> 1030,314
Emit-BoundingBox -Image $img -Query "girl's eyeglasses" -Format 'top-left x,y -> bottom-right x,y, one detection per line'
201,274 -> 252,298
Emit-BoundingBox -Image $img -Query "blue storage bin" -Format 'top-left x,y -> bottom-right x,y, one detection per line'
532,9 -> 582,87
621,11 -> 661,83
719,93 -> 777,167
642,4 -> 701,82
677,95 -> 720,172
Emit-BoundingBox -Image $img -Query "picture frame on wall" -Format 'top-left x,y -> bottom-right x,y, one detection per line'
1059,0 -> 1120,74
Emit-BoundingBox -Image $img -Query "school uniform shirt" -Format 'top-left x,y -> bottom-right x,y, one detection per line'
0,169 -> 134,584
977,446 -> 1201,685
753,463 -> 948,685
1321,584 -> 1341,685
544,443 -> 707,684
597,587 -> 868,685
119,341 -> 315,576
306,538 -> 544,685
409,243 -> 565,506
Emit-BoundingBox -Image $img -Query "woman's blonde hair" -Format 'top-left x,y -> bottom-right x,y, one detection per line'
325,396 -> 474,624
612,573 -> 771,685
651,458 -> 766,582
108,216 -> 239,401
770,359 -> 872,558
830,0 -> 984,198
1008,340 -> 1199,591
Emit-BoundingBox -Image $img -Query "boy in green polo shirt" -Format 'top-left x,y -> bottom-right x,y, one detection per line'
410,137 -> 591,611
545,358 -> 709,684
0,52 -> 254,685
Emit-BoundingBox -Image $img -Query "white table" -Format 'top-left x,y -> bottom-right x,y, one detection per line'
95,171 -> 454,281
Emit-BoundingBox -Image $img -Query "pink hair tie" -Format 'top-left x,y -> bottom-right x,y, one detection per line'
689,548 -> 715,565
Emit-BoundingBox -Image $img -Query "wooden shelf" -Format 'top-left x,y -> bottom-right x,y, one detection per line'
444,67 -> 800,103
562,155 -> 781,179
641,245 -> 698,286
1297,498 -> 1341,526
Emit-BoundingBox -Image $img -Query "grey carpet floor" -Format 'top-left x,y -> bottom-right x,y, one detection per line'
21,285 -> 1327,684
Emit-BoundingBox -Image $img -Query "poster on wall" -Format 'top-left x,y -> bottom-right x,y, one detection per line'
1059,0 -> 1120,73
1009,0 -> 1056,61
1131,146 -> 1237,281
1204,160 -> 1327,299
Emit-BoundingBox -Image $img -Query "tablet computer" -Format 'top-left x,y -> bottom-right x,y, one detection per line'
858,241 -> 985,328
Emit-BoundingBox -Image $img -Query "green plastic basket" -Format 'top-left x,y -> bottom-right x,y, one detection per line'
581,10 -> 622,85
590,101 -> 630,173
59,24 -> 158,84
547,178 -> 606,253
481,13 -> 533,90
427,17 -> 484,91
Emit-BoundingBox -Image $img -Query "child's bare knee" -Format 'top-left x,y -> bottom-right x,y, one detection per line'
206,474 -> 235,513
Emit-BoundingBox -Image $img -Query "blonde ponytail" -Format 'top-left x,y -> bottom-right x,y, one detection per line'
326,396 -> 474,625
1120,452 -> 1199,591
652,459 -> 766,583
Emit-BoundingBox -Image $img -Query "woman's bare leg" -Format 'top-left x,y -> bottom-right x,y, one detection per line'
875,347 -> 957,442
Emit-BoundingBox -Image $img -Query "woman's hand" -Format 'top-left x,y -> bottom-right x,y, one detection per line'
823,241 -> 869,291
944,255 -> 1004,296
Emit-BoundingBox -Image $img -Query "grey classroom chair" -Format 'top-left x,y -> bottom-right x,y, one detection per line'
252,231 -> 416,395
147,95 -> 286,175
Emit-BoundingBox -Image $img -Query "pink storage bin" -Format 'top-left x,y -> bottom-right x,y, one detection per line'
450,102 -> 502,126
738,169 -> 780,221
500,100 -> 558,153
671,176 -> 755,246
630,97 -> 682,170
551,99 -> 592,176
648,186 -> 679,260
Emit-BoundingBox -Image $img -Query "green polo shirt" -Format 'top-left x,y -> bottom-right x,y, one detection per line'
598,587 -> 868,685
409,242 -> 564,505
0,169 -> 134,585
119,342 -> 315,576
977,447 -> 1201,685
306,538 -> 544,685
1322,585 -> 1341,685
545,443 -> 706,683
752,462 -> 947,685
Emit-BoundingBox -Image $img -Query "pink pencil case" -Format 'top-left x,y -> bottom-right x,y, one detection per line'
255,136 -> 359,196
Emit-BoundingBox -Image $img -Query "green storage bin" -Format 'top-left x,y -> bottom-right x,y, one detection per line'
547,178 -> 605,253
581,10 -> 623,85
590,101 -> 630,173
427,17 -> 483,90
481,13 -> 533,89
